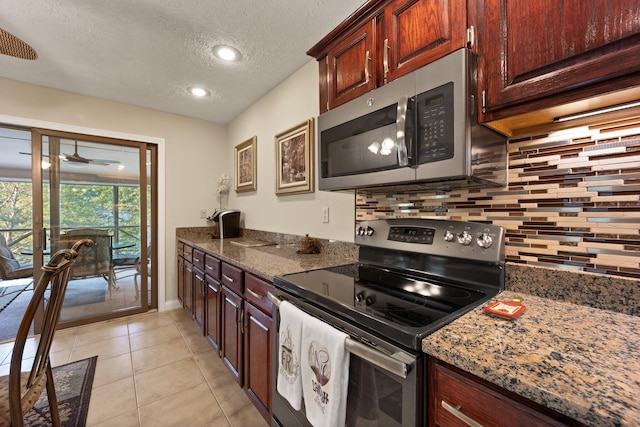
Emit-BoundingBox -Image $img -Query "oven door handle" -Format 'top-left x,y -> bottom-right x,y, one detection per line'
268,291 -> 411,379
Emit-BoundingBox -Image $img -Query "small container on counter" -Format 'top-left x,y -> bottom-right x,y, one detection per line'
299,234 -> 317,254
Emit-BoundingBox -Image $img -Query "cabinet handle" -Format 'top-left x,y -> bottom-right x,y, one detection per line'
441,400 -> 484,427
195,274 -> 203,281
383,38 -> 389,82
364,50 -> 371,84
193,257 -> 200,263
222,273 -> 234,283
246,288 -> 263,300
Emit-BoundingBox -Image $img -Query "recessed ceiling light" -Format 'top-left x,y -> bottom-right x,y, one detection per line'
212,45 -> 241,62
189,87 -> 210,97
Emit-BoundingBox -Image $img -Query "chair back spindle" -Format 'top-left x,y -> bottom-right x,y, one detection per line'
2,238 -> 93,427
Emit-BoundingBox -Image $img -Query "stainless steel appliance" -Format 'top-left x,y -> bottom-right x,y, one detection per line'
318,48 -> 507,192
270,218 -> 505,427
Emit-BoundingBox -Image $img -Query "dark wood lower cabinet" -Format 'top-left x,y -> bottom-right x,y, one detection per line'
183,261 -> 193,315
193,267 -> 205,329
244,302 -> 273,421
430,358 -> 580,427
177,244 -> 273,423
205,276 -> 221,353
221,286 -> 243,385
177,255 -> 184,303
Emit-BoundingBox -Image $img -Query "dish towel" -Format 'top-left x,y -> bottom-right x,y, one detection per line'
301,314 -> 350,427
276,301 -> 307,410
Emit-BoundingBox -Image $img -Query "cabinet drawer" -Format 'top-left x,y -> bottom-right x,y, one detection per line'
433,363 -> 568,427
244,273 -> 273,315
221,262 -> 244,294
205,254 -> 221,280
192,248 -> 205,270
182,244 -> 193,262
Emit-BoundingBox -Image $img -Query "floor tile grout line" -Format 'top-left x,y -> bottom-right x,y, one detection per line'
172,313 -> 229,425
127,319 -> 143,427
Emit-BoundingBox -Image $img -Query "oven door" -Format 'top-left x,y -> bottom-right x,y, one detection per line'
270,292 -> 425,427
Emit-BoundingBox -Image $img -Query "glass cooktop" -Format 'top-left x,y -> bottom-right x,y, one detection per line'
274,263 -> 492,350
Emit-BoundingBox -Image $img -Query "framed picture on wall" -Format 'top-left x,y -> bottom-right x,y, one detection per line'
234,136 -> 257,192
275,118 -> 314,195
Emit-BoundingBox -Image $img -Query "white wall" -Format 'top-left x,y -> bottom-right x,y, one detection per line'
0,61 -> 357,310
0,77 -> 227,307
226,61 -> 355,242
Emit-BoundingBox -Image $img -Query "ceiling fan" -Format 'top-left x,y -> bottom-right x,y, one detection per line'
0,27 -> 37,60
19,141 -> 121,166
60,141 -> 121,166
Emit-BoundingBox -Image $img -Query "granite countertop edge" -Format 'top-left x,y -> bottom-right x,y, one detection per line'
422,290 -> 640,426
177,236 -> 356,282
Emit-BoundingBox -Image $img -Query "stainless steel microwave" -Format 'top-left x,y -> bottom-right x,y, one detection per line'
317,48 -> 507,192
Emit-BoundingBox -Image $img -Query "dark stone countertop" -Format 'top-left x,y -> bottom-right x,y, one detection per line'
422,290 -> 640,426
177,235 -> 357,281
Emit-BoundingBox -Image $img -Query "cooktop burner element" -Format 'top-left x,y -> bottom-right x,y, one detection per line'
273,218 -> 505,350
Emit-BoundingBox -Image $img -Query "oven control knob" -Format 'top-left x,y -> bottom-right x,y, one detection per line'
477,233 -> 493,248
356,226 -> 366,236
443,230 -> 454,242
457,231 -> 473,246
365,226 -> 375,236
355,292 -> 364,303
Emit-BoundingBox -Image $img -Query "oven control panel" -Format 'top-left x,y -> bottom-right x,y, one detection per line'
355,218 -> 505,263
388,226 -> 435,244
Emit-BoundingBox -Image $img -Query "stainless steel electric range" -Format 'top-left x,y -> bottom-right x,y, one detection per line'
270,218 -> 505,427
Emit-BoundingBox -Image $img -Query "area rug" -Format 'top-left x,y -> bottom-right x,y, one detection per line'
23,356 -> 98,427
61,279 -> 107,308
0,283 -> 30,313
0,288 -> 33,342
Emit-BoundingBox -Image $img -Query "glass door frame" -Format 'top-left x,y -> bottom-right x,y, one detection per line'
31,128 -> 156,331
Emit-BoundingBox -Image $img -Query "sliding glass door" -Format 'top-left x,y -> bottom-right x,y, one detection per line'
32,129 -> 155,328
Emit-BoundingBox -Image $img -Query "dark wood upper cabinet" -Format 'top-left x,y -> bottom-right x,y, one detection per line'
477,0 -> 640,124
383,0 -> 466,82
310,0 -> 467,112
325,19 -> 378,110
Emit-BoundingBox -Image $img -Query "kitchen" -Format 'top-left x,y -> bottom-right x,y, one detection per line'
1,0 -> 640,426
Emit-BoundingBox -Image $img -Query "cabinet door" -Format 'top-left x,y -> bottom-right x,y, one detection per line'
206,275 -> 221,353
384,0 -> 466,83
479,0 -> 640,118
244,302 -> 273,423
193,267 -> 205,331
221,286 -> 243,385
184,260 -> 193,315
177,255 -> 184,303
326,18 -> 377,110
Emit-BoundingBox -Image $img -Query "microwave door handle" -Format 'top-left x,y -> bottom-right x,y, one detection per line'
396,96 -> 409,167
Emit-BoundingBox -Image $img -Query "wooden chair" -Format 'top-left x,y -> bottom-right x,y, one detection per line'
0,239 -> 93,426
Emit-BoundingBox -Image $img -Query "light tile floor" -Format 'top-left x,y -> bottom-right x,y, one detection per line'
0,309 -> 269,427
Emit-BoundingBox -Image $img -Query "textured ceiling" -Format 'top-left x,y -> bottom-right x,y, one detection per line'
0,0 -> 366,124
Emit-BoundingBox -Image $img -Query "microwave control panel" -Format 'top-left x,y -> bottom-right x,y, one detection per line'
416,81 -> 454,164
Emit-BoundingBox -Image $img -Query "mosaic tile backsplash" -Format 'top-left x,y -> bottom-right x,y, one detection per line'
356,126 -> 640,280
